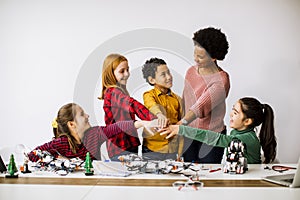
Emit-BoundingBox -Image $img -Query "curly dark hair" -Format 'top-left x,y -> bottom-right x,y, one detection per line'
193,27 -> 229,60
142,57 -> 166,86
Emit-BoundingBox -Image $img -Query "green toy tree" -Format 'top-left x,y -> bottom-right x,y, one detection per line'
84,152 -> 94,176
6,154 -> 18,178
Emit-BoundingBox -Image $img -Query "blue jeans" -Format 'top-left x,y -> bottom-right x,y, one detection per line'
142,146 -> 177,161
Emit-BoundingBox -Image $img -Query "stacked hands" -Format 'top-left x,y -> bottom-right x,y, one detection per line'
143,119 -> 179,139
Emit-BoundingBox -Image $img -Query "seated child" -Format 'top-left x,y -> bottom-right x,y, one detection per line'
27,103 -> 157,161
160,97 -> 277,164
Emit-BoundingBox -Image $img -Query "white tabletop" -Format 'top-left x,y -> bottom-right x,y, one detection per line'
0,184 -> 299,200
1,162 -> 299,200
2,162 -> 296,180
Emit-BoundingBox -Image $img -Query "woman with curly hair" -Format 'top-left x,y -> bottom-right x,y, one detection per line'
178,27 -> 230,163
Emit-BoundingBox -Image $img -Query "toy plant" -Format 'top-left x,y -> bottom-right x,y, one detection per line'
84,152 -> 94,176
6,154 -> 18,178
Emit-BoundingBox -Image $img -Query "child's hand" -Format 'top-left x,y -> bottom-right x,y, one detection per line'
159,125 -> 180,139
156,113 -> 169,128
143,119 -> 161,137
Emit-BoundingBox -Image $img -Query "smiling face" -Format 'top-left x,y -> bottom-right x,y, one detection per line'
148,64 -> 173,92
229,101 -> 252,131
113,61 -> 130,86
68,105 -> 91,142
193,45 -> 216,69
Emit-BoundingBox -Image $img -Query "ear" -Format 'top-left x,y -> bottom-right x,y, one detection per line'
147,76 -> 156,85
244,118 -> 253,127
67,121 -> 76,130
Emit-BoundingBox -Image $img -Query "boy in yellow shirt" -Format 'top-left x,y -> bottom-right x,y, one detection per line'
142,57 -> 184,160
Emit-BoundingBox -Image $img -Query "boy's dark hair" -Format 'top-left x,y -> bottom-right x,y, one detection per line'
193,27 -> 229,60
142,57 -> 166,86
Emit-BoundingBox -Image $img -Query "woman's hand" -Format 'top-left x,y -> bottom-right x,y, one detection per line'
176,120 -> 183,125
159,125 -> 180,139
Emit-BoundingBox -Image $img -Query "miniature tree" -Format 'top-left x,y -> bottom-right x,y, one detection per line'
6,154 -> 18,178
84,152 -> 94,176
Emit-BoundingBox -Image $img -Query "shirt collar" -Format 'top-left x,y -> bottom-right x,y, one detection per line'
154,87 -> 174,97
231,128 -> 255,135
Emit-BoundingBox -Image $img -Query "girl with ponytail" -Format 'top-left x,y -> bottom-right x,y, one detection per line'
160,97 -> 277,164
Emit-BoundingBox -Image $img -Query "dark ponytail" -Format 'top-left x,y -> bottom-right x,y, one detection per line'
239,97 -> 277,163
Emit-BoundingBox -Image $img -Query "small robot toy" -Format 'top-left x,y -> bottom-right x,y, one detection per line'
223,138 -> 248,174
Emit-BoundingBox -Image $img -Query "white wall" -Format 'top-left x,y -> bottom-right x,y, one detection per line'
0,0 -> 299,163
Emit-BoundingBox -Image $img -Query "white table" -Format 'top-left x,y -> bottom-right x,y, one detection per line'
1,163 -> 299,200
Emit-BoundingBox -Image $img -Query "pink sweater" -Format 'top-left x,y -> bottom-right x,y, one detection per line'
183,66 -> 230,132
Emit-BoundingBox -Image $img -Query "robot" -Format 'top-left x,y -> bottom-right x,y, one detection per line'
28,150 -> 82,175
223,138 -> 248,174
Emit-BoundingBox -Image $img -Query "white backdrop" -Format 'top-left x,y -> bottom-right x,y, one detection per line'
0,0 -> 299,163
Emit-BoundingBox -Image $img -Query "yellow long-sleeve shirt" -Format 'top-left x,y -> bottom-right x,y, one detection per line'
143,88 -> 184,155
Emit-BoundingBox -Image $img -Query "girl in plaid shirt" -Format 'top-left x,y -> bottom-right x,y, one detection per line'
27,103 -> 156,162
98,54 -> 161,160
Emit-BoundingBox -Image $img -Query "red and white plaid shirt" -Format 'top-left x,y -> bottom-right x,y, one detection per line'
103,87 -> 156,158
28,121 -> 137,161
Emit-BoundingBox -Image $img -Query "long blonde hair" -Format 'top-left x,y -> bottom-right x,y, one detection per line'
98,53 -> 129,100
